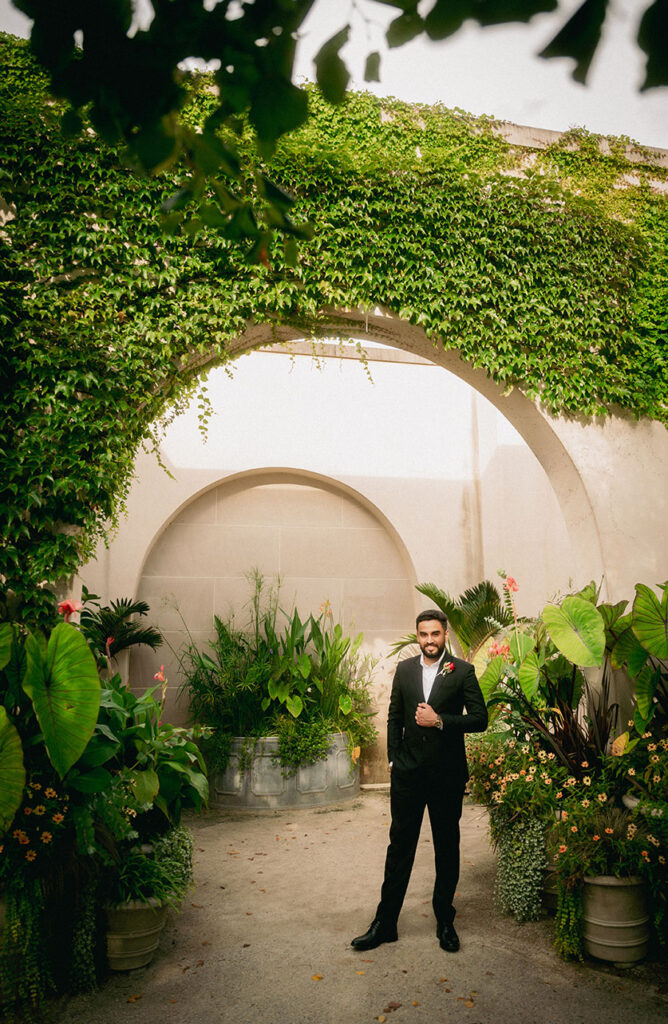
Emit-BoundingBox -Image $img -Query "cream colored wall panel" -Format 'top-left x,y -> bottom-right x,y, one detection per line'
273,577 -> 345,621
173,487 -> 217,525
279,525 -> 402,578
143,523 -> 280,578
214,480 -> 343,526
341,579 -> 414,632
135,578 -> 215,633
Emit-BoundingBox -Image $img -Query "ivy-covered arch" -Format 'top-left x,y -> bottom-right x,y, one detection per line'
1,34 -> 666,626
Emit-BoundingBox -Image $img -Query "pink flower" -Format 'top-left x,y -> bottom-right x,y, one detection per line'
504,577 -> 519,593
57,599 -> 83,623
154,665 -> 166,682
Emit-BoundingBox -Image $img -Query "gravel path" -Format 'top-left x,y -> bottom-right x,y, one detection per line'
55,792 -> 668,1024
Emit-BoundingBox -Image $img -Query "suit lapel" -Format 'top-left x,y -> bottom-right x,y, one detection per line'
427,655 -> 455,705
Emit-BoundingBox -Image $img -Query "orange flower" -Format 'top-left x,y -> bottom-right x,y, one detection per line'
26,850 -> 37,861
24,806 -> 32,815
52,813 -> 64,824
593,835 -> 600,841
30,782 -> 42,790
40,831 -> 53,844
44,788 -> 57,798
604,827 -> 614,835
570,825 -> 578,833
558,844 -> 567,853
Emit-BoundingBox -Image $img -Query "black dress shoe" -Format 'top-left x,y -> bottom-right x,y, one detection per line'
438,922 -> 460,952
351,920 -> 398,951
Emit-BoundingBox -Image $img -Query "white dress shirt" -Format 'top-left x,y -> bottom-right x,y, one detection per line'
421,652 -> 445,702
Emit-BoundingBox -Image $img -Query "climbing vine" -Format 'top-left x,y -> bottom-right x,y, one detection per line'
1,34 -> 666,626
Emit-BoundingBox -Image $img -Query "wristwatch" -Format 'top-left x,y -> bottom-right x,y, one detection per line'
434,714 -> 443,730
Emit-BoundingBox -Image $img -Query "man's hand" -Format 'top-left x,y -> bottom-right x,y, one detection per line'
415,702 -> 440,728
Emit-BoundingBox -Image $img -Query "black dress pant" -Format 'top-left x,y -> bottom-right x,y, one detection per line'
376,763 -> 464,929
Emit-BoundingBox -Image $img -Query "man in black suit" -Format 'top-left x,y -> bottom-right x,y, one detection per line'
351,608 -> 488,953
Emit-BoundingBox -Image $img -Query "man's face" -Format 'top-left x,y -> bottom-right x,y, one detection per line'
416,619 -> 448,665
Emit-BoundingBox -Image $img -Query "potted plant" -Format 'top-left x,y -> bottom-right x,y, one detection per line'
105,825 -> 194,971
548,779 -> 657,963
179,571 -> 378,810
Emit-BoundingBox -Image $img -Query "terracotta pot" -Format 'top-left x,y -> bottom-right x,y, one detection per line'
105,898 -> 169,971
583,875 -> 649,964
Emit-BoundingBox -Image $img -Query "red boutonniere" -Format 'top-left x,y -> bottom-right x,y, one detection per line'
442,662 -> 455,675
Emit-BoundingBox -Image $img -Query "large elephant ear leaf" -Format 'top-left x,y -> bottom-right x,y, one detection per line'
0,622 -> 13,671
0,706 -> 25,833
23,623 -> 100,778
632,583 -> 668,659
542,596 -> 605,668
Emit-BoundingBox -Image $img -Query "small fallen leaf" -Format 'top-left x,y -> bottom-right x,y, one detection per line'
311,974 -> 323,981
190,902 -> 203,908
243,944 -> 250,948
412,1001 -> 420,1007
383,1002 -> 401,1012
246,911 -> 252,916
201,941 -> 209,946
196,959 -> 204,967
169,998 -> 177,1004
127,995 -> 141,1003
356,970 -> 365,975
378,1017 -> 386,1023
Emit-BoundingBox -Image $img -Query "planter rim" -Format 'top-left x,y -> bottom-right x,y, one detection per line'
230,730 -> 347,742
105,896 -> 165,911
584,875 -> 644,887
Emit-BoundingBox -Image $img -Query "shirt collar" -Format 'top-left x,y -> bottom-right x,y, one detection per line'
420,651 -> 445,672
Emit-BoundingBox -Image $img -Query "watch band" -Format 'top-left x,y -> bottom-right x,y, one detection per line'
435,714 -> 443,730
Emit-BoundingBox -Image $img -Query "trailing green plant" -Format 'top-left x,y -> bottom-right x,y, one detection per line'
2,33 -> 667,629
0,872 -> 52,1022
493,816 -> 547,923
554,882 -> 584,960
67,874 -> 100,996
274,716 -> 332,777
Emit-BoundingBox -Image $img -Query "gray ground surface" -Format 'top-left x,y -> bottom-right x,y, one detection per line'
55,792 -> 668,1024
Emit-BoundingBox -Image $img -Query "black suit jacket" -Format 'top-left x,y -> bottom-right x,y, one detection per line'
387,653 -> 488,786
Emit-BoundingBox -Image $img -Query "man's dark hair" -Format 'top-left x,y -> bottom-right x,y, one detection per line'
416,608 -> 448,630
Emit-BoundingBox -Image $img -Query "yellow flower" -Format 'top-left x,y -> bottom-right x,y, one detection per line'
52,813 -> 64,824
40,831 -> 53,844
44,787 -> 57,798
583,776 -> 591,786
597,793 -> 608,803
581,799 -> 590,808
33,805 -> 46,816
29,782 -> 42,790
26,850 -> 37,861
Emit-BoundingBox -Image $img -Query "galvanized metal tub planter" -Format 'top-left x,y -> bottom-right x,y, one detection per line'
582,875 -> 649,964
106,898 -> 169,971
211,732 -> 359,810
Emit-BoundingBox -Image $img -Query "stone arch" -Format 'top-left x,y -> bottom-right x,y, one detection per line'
130,467 -> 420,773
188,308 -> 606,589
